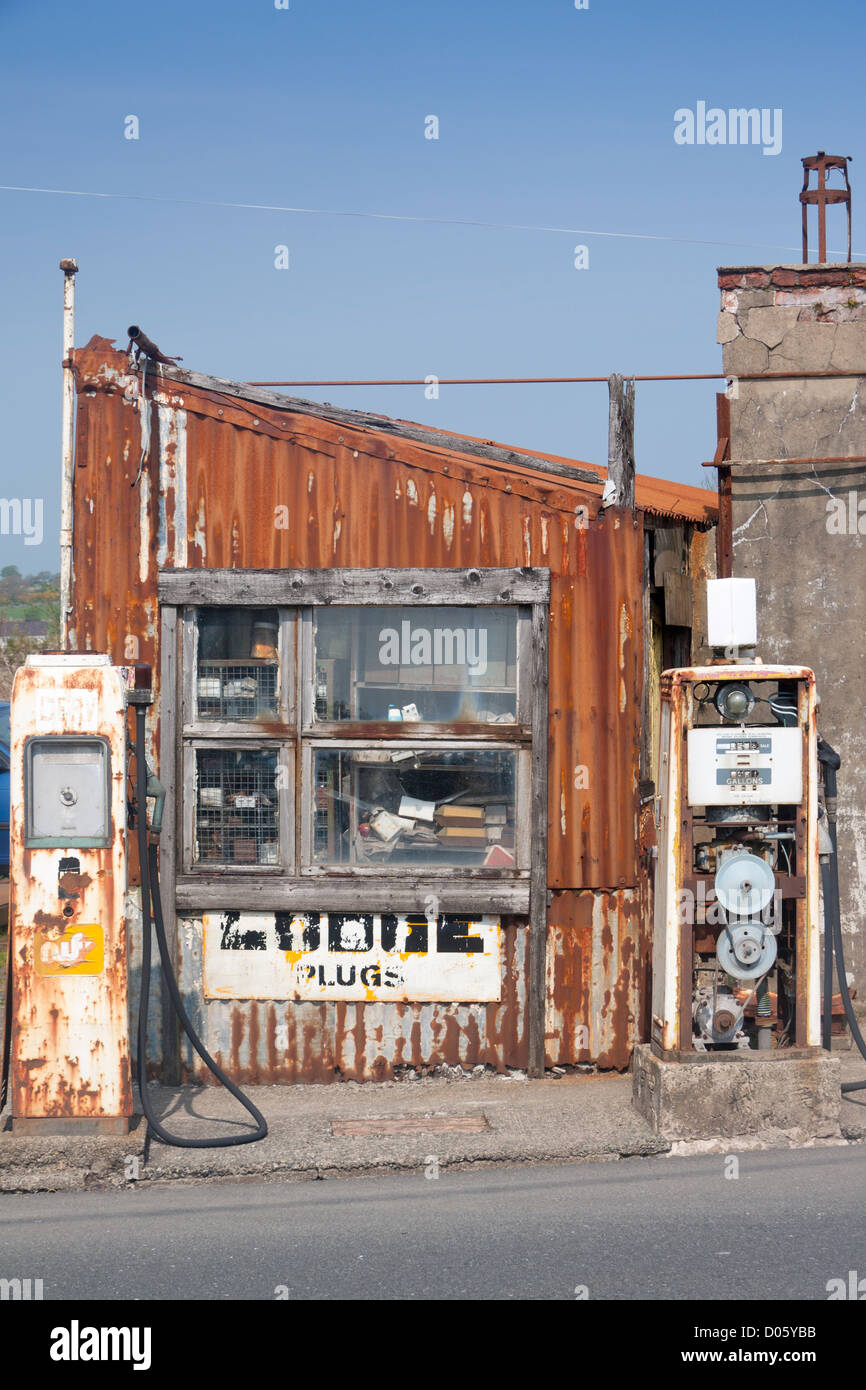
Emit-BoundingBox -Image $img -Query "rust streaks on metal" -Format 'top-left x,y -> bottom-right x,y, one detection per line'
68,345 -> 713,1079
545,889 -> 649,1071
180,923 -> 528,1085
8,663 -> 132,1118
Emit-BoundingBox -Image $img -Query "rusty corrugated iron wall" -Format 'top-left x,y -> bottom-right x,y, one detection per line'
176,918 -> 529,1083
69,340 -> 710,1078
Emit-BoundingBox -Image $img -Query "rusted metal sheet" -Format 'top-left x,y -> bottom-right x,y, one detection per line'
182,405 -> 647,891
70,343 -> 653,892
67,341 -> 713,1078
177,916 -> 528,1083
545,888 -> 651,1071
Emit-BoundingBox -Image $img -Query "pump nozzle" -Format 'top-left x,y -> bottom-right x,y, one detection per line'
145,764 -> 166,837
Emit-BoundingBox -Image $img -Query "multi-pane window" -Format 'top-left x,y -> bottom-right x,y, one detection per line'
179,595 -> 533,879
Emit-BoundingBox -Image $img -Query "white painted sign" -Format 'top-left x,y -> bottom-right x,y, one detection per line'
203,911 -> 501,1001
35,690 -> 99,732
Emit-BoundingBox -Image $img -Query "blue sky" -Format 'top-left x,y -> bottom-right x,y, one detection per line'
1,0 -> 863,569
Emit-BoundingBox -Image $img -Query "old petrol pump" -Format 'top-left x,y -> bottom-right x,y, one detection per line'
652,579 -> 821,1057
7,655 -> 134,1132
4,651 -> 267,1145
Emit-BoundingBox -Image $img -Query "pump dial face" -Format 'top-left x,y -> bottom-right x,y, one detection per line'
717,923 -> 777,981
25,737 -> 112,848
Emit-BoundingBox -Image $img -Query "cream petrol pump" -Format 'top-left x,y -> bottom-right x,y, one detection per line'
7,655 -> 134,1133
652,580 -> 821,1058
5,651 -> 268,1146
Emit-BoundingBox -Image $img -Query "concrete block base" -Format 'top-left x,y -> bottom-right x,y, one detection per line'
9,1115 -> 133,1137
632,1044 -> 841,1142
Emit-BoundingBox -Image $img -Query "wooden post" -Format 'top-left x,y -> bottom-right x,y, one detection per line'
159,605 -> 181,1085
527,596 -> 549,1079
608,374 -> 636,509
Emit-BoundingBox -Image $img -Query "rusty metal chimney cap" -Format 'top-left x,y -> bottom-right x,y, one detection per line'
801,151 -> 852,169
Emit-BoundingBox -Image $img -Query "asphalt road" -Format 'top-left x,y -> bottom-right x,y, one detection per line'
1,1146 -> 865,1301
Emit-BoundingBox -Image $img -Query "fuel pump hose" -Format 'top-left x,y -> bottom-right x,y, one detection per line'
818,737 -> 866,1095
135,704 -> 268,1147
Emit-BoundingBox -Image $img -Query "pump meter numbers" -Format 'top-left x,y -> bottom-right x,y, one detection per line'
687,727 -> 803,805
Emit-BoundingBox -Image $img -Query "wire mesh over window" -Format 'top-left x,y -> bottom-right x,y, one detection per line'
196,608 -> 280,722
194,749 -> 280,865
197,662 -> 279,722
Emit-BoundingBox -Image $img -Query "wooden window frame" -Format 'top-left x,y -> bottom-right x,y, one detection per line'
159,566 -> 547,933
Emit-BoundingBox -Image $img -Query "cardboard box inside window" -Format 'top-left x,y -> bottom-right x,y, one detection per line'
437,826 -> 488,845
436,805 -> 486,826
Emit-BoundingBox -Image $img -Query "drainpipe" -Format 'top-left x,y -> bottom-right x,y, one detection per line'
59,258 -> 78,652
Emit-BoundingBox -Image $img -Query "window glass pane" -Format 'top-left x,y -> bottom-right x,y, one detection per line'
194,749 -> 280,865
312,747 -> 517,868
314,606 -> 518,723
196,608 -> 280,721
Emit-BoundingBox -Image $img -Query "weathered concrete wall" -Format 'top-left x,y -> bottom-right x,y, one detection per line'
632,1044 -> 841,1141
718,264 -> 866,988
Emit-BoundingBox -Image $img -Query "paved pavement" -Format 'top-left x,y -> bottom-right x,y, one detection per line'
2,1052 -> 865,1193
4,1147 -> 866,1301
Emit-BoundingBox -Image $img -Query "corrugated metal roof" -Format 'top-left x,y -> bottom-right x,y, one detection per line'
375,418 -> 718,526
75,337 -> 717,526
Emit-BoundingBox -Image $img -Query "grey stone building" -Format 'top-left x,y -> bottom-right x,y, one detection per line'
716,260 -> 866,988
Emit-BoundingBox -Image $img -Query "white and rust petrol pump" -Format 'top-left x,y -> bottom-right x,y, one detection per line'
6,655 -> 134,1132
4,651 -> 266,1146
652,580 -> 821,1058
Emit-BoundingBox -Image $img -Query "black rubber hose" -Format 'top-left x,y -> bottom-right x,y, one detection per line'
829,829 -> 866,1095
818,736 -> 866,1094
135,705 -> 268,1147
819,738 -> 841,1052
820,841 -> 836,1053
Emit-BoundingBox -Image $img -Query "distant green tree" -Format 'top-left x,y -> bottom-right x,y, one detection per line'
0,568 -> 24,603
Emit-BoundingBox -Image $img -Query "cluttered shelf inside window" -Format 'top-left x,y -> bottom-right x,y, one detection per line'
193,747 -> 280,866
313,746 -> 520,870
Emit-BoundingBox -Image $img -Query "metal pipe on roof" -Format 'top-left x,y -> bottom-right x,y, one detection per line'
246,370 -> 866,387
59,258 -> 78,652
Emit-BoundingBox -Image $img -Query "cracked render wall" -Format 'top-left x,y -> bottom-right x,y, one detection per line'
718,263 -> 866,991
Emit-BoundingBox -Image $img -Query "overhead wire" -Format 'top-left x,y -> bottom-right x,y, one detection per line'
0,182 -> 863,260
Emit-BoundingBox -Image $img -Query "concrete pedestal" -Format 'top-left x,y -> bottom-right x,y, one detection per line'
9,1116 -> 133,1136
632,1044 -> 841,1142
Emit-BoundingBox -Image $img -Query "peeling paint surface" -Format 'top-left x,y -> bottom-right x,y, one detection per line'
8,662 -> 133,1117
157,406 -> 188,569
202,912 -> 502,1001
